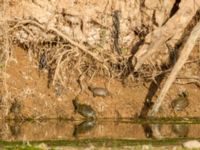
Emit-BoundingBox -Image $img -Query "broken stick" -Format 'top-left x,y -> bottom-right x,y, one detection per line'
148,21 -> 200,116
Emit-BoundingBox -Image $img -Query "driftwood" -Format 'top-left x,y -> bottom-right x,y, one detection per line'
148,21 -> 200,116
133,0 -> 200,71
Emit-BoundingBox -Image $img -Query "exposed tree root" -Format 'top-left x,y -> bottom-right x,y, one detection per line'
11,19 -> 104,63
49,27 -> 104,63
148,21 -> 200,116
175,75 -> 200,87
133,0 -> 200,71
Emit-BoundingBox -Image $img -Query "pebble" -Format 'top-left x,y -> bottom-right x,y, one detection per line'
37,143 -> 48,150
183,140 -> 200,149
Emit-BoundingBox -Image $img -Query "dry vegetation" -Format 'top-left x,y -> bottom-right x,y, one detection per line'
0,0 -> 200,119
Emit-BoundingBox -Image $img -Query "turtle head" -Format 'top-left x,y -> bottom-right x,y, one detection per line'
179,91 -> 188,98
72,97 -> 79,111
88,85 -> 94,91
145,99 -> 154,108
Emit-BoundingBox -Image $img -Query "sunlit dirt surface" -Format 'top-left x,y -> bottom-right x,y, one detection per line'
0,46 -> 200,119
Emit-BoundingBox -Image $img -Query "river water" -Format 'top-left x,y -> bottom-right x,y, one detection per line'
1,118 -> 200,149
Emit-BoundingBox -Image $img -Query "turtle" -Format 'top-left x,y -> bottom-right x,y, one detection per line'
73,119 -> 96,137
39,52 -> 47,70
88,85 -> 110,97
72,98 -> 96,119
171,124 -> 189,137
171,92 -> 189,111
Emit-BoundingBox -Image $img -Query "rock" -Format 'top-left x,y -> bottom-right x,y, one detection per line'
37,143 -> 48,150
183,140 -> 200,149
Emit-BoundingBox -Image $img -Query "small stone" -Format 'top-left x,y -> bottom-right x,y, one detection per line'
183,140 -> 200,149
142,145 -> 151,150
37,143 -> 48,150
57,97 -> 62,102
172,146 -> 177,150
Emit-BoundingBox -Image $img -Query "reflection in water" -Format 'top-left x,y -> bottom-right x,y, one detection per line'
9,122 -> 21,137
171,124 -> 189,137
1,120 -> 198,141
142,124 -> 163,139
151,124 -> 163,139
142,124 -> 153,138
73,119 -> 96,138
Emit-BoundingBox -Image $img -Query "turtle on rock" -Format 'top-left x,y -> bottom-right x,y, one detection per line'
72,97 -> 96,119
171,91 -> 189,111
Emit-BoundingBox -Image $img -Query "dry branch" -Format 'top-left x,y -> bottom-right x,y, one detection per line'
148,21 -> 200,116
133,0 -> 200,71
12,19 -> 104,63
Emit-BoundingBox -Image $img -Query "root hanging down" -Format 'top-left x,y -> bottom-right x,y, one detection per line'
13,19 -> 104,63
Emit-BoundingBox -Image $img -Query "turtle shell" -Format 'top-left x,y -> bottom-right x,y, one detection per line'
88,86 -> 110,97
77,103 -> 96,118
171,96 -> 189,111
73,98 -> 96,118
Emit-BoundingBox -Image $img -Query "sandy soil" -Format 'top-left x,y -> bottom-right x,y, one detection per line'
0,46 -> 199,120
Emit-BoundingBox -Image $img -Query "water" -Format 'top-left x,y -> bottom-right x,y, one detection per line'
2,118 -> 200,148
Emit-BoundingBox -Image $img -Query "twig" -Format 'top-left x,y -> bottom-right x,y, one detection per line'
175,75 -> 200,87
91,18 -> 110,29
10,19 -> 104,63
185,59 -> 200,64
2,0 -> 10,116
177,75 -> 200,81
148,21 -> 200,116
48,27 -> 104,63
175,80 -> 200,87
52,51 -> 68,86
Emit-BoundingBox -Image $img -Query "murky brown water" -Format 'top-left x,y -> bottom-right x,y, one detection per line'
1,120 -> 200,141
